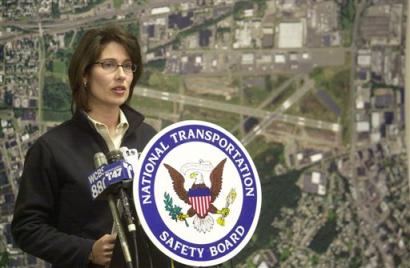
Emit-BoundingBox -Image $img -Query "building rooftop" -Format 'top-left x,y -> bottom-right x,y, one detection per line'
278,22 -> 304,48
303,171 -> 326,195
361,16 -> 390,39
199,29 -> 212,47
168,11 -> 194,30
374,95 -> 394,109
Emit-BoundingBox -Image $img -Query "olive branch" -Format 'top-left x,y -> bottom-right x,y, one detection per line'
164,192 -> 189,227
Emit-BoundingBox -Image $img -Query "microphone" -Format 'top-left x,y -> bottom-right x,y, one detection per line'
92,152 -> 133,268
106,150 -> 140,268
106,150 -> 136,233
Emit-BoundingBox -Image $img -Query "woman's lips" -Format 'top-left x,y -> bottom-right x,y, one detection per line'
112,86 -> 126,94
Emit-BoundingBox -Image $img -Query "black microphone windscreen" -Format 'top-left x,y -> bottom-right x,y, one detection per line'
107,150 -> 124,164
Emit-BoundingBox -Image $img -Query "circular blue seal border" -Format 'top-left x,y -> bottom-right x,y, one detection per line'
133,120 -> 262,266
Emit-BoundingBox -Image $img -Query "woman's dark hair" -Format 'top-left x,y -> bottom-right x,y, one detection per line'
68,26 -> 143,113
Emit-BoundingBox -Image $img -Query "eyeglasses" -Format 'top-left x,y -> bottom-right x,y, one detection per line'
94,59 -> 137,74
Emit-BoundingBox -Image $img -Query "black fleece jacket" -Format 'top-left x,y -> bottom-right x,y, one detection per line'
11,105 -> 178,268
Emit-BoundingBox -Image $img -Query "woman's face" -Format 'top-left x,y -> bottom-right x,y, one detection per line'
85,41 -> 134,112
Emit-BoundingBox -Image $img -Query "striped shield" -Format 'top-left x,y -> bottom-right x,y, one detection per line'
188,187 -> 212,218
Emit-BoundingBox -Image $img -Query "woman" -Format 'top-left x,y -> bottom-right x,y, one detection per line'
11,26 -> 180,268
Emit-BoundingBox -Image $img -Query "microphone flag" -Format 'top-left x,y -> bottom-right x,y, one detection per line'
88,160 -> 134,200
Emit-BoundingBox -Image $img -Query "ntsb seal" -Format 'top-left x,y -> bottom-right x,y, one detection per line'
133,120 -> 261,266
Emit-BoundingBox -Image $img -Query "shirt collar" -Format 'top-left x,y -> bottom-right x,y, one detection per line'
73,104 -> 144,135
87,109 -> 129,130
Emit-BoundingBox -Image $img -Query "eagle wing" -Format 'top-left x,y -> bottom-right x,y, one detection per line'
163,163 -> 190,204
210,158 -> 227,202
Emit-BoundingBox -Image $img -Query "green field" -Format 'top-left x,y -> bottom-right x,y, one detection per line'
113,0 -> 123,9
286,92 -> 338,122
269,82 -> 297,111
310,64 -> 352,144
130,95 -> 174,114
52,60 -> 66,74
147,72 -> 182,93
42,109 -> 71,122
181,106 -> 239,131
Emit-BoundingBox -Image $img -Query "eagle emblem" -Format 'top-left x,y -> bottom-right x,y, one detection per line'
163,158 -> 235,233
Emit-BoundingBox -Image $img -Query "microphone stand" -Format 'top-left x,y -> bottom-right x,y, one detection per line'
107,195 -> 133,268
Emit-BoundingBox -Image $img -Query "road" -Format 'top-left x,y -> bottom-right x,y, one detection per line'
406,0 -> 410,201
37,22 -> 45,125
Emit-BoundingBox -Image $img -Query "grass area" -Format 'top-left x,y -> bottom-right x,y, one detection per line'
244,86 -> 270,107
182,76 -> 241,105
230,74 -> 290,109
113,0 -> 123,9
340,0 -> 355,47
46,47 -> 69,81
270,75 -> 289,90
342,30 -> 352,47
55,47 -> 74,61
246,137 -> 285,167
130,95 -> 174,114
268,82 -> 297,111
42,75 -> 71,122
0,251 -> 9,267
51,2 -> 60,17
310,64 -> 352,145
180,106 -> 239,131
323,70 -> 351,108
127,22 -> 139,37
184,92 -> 241,106
254,0 -> 267,17
144,59 -> 166,72
286,92 -> 338,122
74,0 -> 104,13
42,109 -> 71,122
52,60 -> 66,76
64,31 -> 74,47
147,72 -> 181,93
45,70 -> 67,81
341,105 -> 352,146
